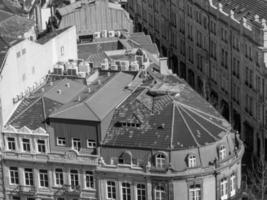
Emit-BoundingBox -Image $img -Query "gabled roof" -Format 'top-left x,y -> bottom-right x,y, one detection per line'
103,75 -> 231,150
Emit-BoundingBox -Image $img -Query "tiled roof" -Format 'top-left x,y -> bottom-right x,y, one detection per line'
8,97 -> 62,129
214,0 -> 267,20
103,74 -> 231,150
0,10 -> 34,38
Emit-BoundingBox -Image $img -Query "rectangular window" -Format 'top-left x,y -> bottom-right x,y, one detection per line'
22,48 -> 26,55
24,168 -> 34,186
85,171 -> 95,189
56,137 -> 66,146
37,140 -> 46,153
137,184 -> 146,200
87,139 -> 96,148
10,167 -> 19,185
220,179 -> 228,200
122,182 -> 131,200
22,138 -> 31,152
230,174 -> 236,197
39,169 -> 48,187
107,181 -> 116,200
16,52 -> 21,58
70,170 -> 79,189
7,137 -> 16,150
72,138 -> 81,151
60,46 -> 64,56
55,168 -> 64,186
189,185 -> 201,200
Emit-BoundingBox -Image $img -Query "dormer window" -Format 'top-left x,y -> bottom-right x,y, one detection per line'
155,153 -> 166,169
188,154 -> 197,168
219,145 -> 226,161
118,151 -> 132,165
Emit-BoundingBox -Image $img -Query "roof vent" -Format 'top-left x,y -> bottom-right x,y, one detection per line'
49,82 -> 53,86
57,89 -> 62,94
65,82 -> 70,88
88,88 -> 91,93
98,79 -> 101,85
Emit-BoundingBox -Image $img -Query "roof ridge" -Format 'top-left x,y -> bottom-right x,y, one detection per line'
175,104 -> 200,147
178,103 -> 219,141
177,102 -> 230,131
83,102 -> 101,121
49,102 -> 82,118
170,102 -> 175,150
176,101 -> 225,121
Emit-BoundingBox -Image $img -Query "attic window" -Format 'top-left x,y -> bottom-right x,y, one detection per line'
118,151 -> 132,165
116,122 -> 141,128
219,145 -> 226,161
187,154 -> 197,168
155,153 -> 166,169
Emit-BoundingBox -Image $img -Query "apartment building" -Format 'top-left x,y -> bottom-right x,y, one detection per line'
0,26 -> 77,127
127,0 -> 267,158
1,56 -> 244,200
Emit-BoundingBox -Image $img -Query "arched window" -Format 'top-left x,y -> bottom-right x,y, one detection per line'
155,153 -> 166,169
188,154 -> 197,168
189,184 -> 201,200
118,151 -> 132,165
155,184 -> 165,200
219,145 -> 226,161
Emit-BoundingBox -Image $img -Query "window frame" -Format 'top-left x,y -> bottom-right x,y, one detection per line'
188,154 -> 197,168
136,183 -> 146,200
7,137 -> 16,151
22,138 -> 31,152
189,185 -> 201,200
87,139 -> 96,149
155,153 -> 167,169
85,171 -> 95,189
154,184 -> 166,200
72,138 -> 81,152
70,169 -> 79,189
121,182 -> 131,200
37,139 -> 46,153
24,168 -> 34,186
9,167 -> 19,185
218,145 -> 227,161
56,137 -> 66,146
107,180 -> 116,200
220,178 -> 228,200
39,169 -> 49,188
55,168 -> 64,186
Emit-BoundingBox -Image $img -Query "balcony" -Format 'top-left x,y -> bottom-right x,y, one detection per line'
54,185 -> 81,197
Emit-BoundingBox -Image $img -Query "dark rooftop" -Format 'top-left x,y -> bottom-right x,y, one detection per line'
103,72 -> 231,150
37,27 -> 71,44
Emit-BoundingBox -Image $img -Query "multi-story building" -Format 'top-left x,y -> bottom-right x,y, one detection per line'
0,26 -> 77,127
0,33 -> 244,200
127,0 -> 267,159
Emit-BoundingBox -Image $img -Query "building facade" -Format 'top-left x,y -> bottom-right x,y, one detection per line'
0,26 -> 78,126
0,35 -> 244,200
127,0 -> 267,159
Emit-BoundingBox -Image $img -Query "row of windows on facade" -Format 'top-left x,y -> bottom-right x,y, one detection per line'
9,167 -> 95,189
6,137 -> 96,152
119,145 -> 227,169
105,174 -> 236,200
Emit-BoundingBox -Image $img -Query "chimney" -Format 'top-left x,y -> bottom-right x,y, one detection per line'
159,57 -> 169,75
49,81 -> 53,86
98,79 -> 101,85
88,88 -> 91,93
57,89 -> 62,94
